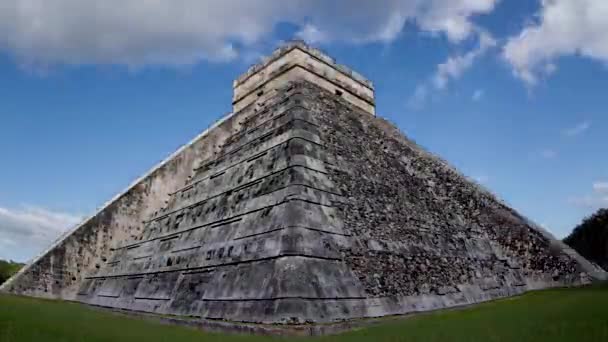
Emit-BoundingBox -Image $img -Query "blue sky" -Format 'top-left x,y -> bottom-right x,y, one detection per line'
0,0 -> 607,262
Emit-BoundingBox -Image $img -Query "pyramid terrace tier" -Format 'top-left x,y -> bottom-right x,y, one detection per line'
232,41 -> 375,116
3,77 -> 605,329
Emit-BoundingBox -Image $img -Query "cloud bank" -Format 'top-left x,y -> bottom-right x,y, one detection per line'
1,0 -> 606,89
0,0 -> 499,67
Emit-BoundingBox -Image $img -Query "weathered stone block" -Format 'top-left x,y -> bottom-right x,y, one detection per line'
2,42 -> 605,332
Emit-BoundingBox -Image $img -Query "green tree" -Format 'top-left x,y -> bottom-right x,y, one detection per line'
564,208 -> 608,270
0,259 -> 24,284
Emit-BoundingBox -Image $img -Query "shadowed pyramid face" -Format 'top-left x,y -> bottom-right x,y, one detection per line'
2,42 -> 604,328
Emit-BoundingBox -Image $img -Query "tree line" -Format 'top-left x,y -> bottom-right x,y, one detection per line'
564,208 -> 608,271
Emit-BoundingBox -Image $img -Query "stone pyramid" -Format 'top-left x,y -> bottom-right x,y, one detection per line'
2,41 -> 605,328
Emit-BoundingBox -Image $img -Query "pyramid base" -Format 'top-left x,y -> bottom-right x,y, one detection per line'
80,280 -> 589,336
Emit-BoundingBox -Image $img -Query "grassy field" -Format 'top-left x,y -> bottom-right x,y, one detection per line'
1,285 -> 607,342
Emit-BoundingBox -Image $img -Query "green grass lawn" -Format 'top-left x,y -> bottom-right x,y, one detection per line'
1,285 -> 607,342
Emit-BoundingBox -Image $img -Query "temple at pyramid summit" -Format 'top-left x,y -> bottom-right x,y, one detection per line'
2,41 -> 605,333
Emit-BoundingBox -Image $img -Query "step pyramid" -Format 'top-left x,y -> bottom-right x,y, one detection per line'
2,41 -> 605,327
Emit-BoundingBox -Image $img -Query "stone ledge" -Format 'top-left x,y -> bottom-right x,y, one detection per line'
80,284 -> 583,336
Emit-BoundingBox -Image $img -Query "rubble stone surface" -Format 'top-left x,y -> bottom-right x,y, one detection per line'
1,43 -> 604,329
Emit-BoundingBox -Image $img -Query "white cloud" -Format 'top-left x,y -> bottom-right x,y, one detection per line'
433,31 -> 497,90
0,0 -> 499,68
503,0 -> 608,86
409,30 -> 496,107
416,0 -> 499,42
593,181 -> 608,194
568,181 -> 608,209
563,120 -> 591,137
407,84 -> 430,109
540,148 -> 558,159
296,24 -> 329,45
568,195 -> 608,209
472,89 -> 484,101
474,175 -> 490,184
0,206 -> 81,262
